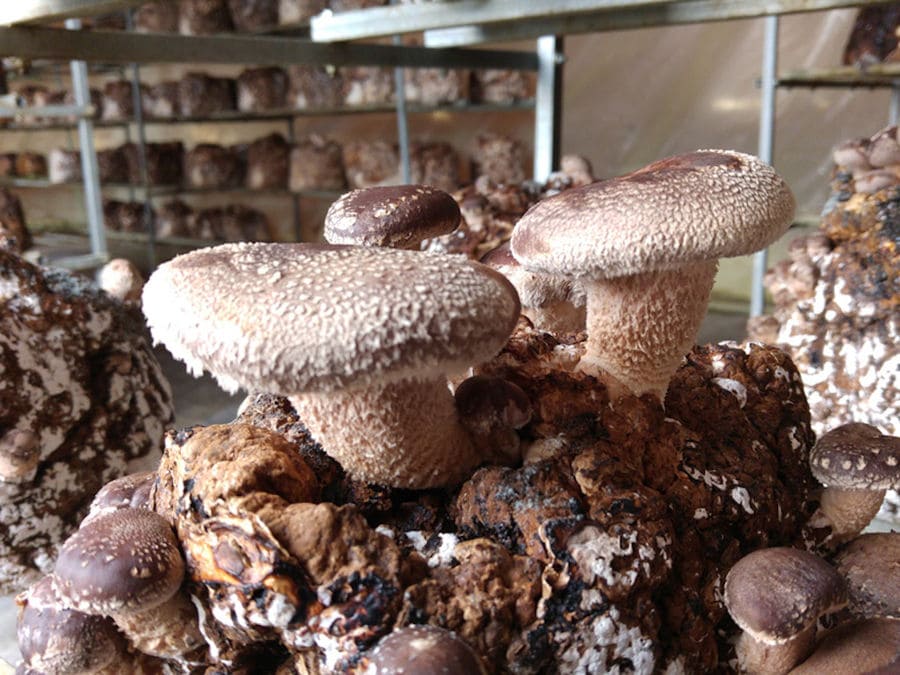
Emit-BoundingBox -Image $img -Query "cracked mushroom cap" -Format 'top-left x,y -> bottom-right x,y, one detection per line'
367,625 -> 487,675
724,547 -> 846,644
810,423 -> 900,490
142,242 -> 520,394
324,185 -> 461,249
835,532 -> 900,619
510,149 -> 795,279
53,508 -> 185,616
17,575 -> 122,675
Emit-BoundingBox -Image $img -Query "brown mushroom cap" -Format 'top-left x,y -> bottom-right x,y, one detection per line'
324,185 -> 461,249
53,508 -> 185,616
510,149 -> 795,279
867,126 -> 900,168
724,547 -> 846,644
142,243 -> 520,395
366,625 -> 487,674
788,619 -> 900,674
481,241 -> 577,309
810,423 -> 900,490
832,138 -> 871,173
835,532 -> 900,620
17,575 -> 122,675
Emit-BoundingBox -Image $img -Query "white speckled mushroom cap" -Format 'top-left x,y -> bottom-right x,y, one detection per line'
810,423 -> 900,490
142,242 -> 520,394
510,150 -> 796,279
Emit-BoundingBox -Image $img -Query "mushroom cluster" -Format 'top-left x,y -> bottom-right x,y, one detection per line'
16,152 -> 840,672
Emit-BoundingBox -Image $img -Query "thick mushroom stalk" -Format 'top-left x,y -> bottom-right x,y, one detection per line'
511,150 -> 795,400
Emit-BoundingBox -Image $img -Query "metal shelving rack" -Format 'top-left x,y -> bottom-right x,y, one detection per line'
0,0 -> 891,299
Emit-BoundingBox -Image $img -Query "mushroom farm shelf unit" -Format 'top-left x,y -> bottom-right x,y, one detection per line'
0,2 -> 540,268
0,0 -> 890,298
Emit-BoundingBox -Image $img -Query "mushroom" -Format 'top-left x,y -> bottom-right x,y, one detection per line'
0,428 -> 40,483
807,423 -> 900,545
365,625 -> 487,674
81,471 -> 156,525
454,374 -> 532,465
17,575 -> 124,675
324,184 -> 461,249
510,150 -> 795,400
787,619 -> 900,674
854,169 -> 898,194
834,532 -> 900,620
724,547 -> 847,674
481,241 -> 586,334
867,126 -> 900,168
52,508 -> 205,661
832,138 -> 871,174
142,243 -> 520,488
97,258 -> 144,304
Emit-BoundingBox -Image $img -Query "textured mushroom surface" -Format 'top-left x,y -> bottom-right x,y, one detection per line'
810,423 -> 900,489
0,250 -> 173,593
835,532 -> 900,619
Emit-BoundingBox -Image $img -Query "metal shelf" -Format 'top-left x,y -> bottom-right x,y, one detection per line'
777,64 -> 900,89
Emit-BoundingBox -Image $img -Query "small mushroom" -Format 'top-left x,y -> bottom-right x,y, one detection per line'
17,575 -> 124,675
82,471 -> 156,525
834,532 -> 900,620
854,169 -> 898,195
454,374 -> 532,465
481,242 -> 586,334
832,138 -> 871,174
365,625 -> 487,674
52,508 -> 204,661
0,428 -> 40,483
808,423 -> 900,545
97,258 -> 144,304
788,619 -> 900,674
324,185 -> 461,249
510,150 -> 795,400
559,153 -> 595,186
867,126 -> 900,168
142,243 -> 520,488
724,547 -> 847,674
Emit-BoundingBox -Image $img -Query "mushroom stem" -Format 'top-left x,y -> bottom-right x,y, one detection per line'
735,624 -> 816,675
813,487 -> 886,545
289,374 -> 480,489
577,259 -> 718,400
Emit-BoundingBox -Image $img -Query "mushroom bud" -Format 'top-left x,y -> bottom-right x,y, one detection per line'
365,625 -> 487,674
832,138 -> 871,174
454,374 -> 532,465
0,428 -> 40,483
52,508 -> 204,661
97,258 -> 144,304
510,150 -> 795,400
724,547 -> 847,674
324,184 -> 461,249
81,471 -> 156,525
867,126 -> 900,168
481,242 -> 586,334
142,243 -> 521,488
807,423 -> 900,546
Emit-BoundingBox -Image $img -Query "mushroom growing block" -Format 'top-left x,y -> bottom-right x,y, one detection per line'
511,150 -> 795,400
143,243 -> 520,488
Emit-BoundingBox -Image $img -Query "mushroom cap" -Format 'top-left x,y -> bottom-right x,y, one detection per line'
835,532 -> 900,619
324,185 -> 461,249
17,575 -> 122,675
787,619 -> 900,674
83,471 -> 156,524
366,625 -> 487,674
724,547 -> 846,644
481,241 -> 574,307
810,423 -> 900,490
53,508 -> 185,616
142,243 -> 520,394
97,257 -> 144,303
510,149 -> 796,279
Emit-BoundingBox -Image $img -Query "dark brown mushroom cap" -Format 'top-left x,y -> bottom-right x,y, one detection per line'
835,532 -> 900,619
324,185 -> 461,249
510,149 -> 796,279
17,575 -> 122,675
142,243 -> 520,394
724,547 -> 846,643
53,508 -> 185,616
87,471 -> 156,516
787,619 -> 900,674
810,423 -> 900,490
366,625 -> 487,675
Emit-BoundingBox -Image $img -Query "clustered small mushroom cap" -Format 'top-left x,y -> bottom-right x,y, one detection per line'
142,243 -> 519,395
724,547 -> 847,673
835,532 -> 900,620
510,149 -> 795,399
53,508 -> 185,616
17,575 -> 122,675
366,625 -> 487,675
810,423 -> 900,491
324,185 -> 461,249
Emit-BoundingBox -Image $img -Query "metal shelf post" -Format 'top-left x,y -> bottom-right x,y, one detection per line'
533,35 -> 564,182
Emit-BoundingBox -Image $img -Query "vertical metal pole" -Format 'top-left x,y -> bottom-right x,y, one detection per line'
533,35 -> 563,182
751,15 -> 778,318
393,36 -> 411,184
66,18 -> 107,262
890,82 -> 900,126
125,10 -> 156,267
